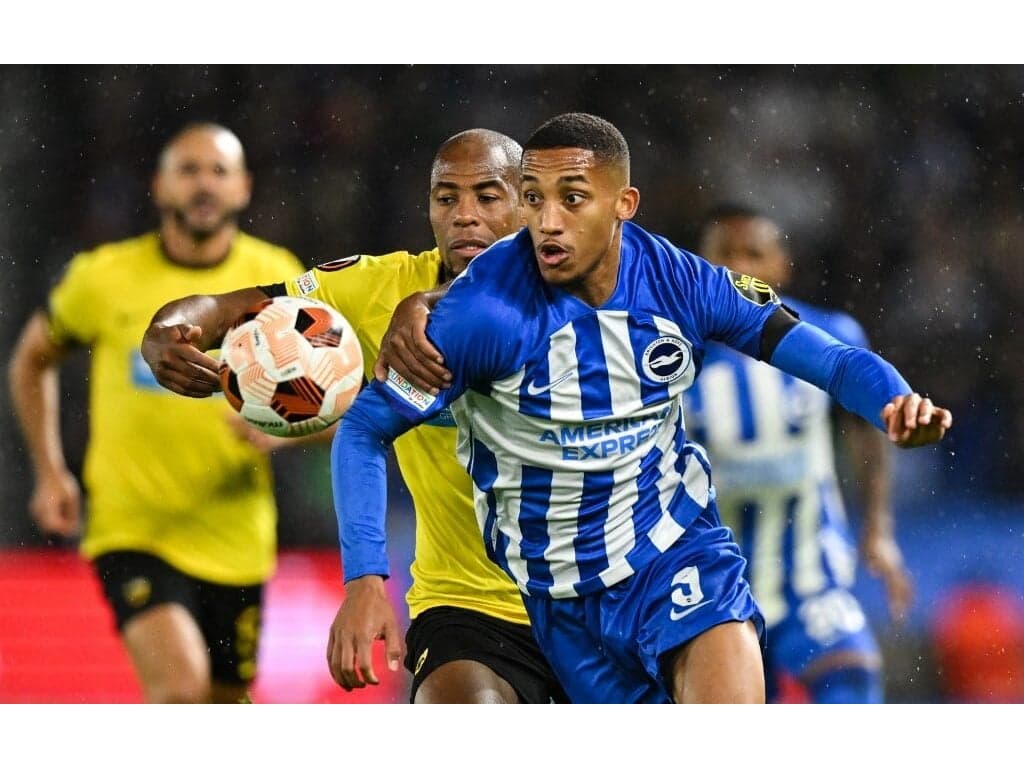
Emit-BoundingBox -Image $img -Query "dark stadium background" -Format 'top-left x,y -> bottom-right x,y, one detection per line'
1,64 -> 1022,702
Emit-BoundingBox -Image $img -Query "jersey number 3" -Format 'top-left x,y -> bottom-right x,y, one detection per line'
670,566 -> 706,621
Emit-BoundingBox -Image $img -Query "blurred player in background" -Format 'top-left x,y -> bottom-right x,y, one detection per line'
329,112 -> 951,703
141,129 -> 566,703
683,202 -> 913,702
8,123 -> 303,703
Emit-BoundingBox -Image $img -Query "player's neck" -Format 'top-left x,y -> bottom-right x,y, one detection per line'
159,221 -> 237,268
569,232 -> 623,308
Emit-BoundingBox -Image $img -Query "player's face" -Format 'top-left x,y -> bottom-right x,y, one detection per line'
153,129 -> 252,240
429,144 -> 521,279
521,148 -> 639,306
700,217 -> 791,290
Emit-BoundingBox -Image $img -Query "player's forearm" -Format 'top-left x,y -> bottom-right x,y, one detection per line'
9,327 -> 68,477
147,287 -> 270,351
845,417 -> 894,536
770,322 -> 911,430
332,388 -> 416,582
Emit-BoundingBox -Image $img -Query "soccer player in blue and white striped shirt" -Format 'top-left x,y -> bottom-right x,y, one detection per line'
684,203 -> 913,703
328,113 -> 952,703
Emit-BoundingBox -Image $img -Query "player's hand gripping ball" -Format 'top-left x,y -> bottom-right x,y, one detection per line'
220,296 -> 363,437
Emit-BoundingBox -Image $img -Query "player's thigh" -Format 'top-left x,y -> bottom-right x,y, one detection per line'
415,660 -> 518,703
405,606 -> 565,704
122,603 -> 212,702
196,579 -> 264,694
94,551 -> 211,702
668,619 -> 765,703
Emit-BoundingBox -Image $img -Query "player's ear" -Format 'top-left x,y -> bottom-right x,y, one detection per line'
615,186 -> 640,222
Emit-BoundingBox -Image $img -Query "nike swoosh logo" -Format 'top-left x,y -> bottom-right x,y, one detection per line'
670,600 -> 709,621
526,371 -> 574,396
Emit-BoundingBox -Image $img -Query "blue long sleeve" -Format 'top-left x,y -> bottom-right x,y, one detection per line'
331,386 -> 418,583
769,321 -> 911,430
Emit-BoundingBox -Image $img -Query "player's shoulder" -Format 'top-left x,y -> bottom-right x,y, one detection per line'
318,247 -> 439,273
234,231 -> 301,266
62,231 -> 160,277
784,296 -> 868,347
622,221 -> 717,294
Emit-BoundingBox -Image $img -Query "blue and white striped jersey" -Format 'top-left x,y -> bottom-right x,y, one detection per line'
375,222 -> 782,599
683,298 -> 869,630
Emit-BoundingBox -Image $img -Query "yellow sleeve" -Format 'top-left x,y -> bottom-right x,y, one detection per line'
283,251 -> 421,333
47,250 -> 102,347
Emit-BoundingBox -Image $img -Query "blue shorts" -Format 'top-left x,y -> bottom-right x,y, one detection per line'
521,502 -> 764,703
768,585 -> 879,681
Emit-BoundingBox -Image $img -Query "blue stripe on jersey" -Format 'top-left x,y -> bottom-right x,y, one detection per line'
519,465 -> 555,590
573,314 -> 613,419
573,470 -> 614,585
466,437 -> 507,575
684,377 -> 707,447
631,444 -> 671,542
732,360 -> 758,441
780,374 -> 806,436
780,495 -> 798,600
738,501 -> 758,572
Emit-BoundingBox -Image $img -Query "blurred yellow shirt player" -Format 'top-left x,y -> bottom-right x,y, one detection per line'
50,232 -> 300,582
10,124 -> 302,703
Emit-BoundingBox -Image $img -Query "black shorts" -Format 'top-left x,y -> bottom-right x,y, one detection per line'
404,606 -> 568,703
93,550 -> 263,686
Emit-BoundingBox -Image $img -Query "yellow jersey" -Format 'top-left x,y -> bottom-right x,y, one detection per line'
47,231 -> 303,585
285,250 -> 530,624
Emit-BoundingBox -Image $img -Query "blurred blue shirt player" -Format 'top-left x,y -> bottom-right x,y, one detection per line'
329,114 -> 951,703
684,204 -> 914,702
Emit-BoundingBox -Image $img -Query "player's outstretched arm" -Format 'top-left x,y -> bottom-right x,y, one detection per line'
881,393 -> 953,448
768,319 -> 954,440
141,286 -> 269,397
326,575 -> 404,691
373,287 -> 452,393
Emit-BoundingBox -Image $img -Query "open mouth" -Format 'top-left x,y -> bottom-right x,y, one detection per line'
538,241 -> 570,266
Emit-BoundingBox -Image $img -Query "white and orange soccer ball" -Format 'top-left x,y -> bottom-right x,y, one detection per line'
219,296 -> 364,437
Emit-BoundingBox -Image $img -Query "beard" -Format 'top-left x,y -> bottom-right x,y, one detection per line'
166,193 -> 244,241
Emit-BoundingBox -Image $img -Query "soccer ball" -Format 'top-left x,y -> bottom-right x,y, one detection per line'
219,296 -> 364,437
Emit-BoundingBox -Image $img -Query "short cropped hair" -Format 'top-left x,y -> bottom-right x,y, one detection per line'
432,129 -> 523,181
524,113 -> 630,170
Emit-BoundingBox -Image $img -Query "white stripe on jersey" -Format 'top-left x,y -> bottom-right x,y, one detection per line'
598,311 -> 643,415
496,460 -> 531,593
749,488 -> 789,626
542,471 -> 584,593
648,405 -> 690,551
547,321 -> 583,423
792,490 -> 827,596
